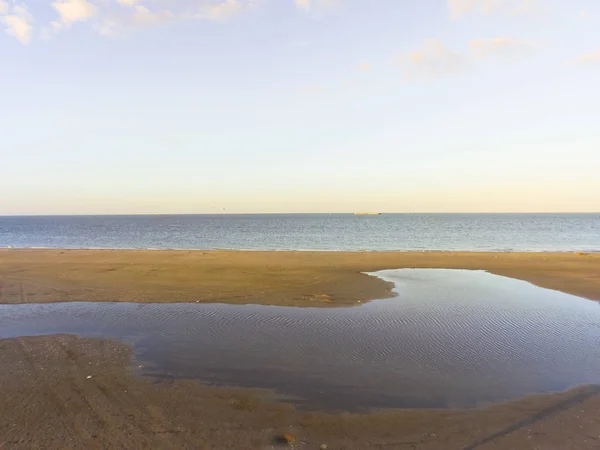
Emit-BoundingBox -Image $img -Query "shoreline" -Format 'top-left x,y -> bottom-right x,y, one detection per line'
1,249 -> 599,306
1,334 -> 599,449
2,246 -> 599,253
2,249 -> 600,448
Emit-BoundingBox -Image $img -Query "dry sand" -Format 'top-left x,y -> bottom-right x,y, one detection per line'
1,249 -> 599,449
0,249 -> 599,306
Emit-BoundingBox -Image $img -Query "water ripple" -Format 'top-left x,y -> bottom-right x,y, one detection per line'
1,269 -> 600,411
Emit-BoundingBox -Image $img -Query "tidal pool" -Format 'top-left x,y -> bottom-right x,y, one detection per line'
2,269 -> 600,411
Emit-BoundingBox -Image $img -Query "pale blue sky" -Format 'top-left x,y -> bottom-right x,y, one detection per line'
1,0 -> 599,214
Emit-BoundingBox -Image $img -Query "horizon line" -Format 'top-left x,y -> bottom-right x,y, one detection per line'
1,212 -> 599,217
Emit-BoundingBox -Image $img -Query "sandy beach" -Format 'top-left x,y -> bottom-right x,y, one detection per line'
1,249 -> 599,449
1,249 -> 599,306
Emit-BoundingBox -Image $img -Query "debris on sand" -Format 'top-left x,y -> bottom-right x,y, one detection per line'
273,432 -> 296,446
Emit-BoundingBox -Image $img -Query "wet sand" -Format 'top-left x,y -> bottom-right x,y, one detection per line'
1,249 -> 599,448
1,334 -> 599,449
0,249 -> 599,306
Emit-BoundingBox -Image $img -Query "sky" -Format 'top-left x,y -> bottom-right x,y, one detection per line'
1,0 -> 599,214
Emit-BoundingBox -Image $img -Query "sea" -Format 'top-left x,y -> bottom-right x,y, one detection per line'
0,213 -> 599,252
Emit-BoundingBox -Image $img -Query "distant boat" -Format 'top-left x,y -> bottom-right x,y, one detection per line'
354,212 -> 382,216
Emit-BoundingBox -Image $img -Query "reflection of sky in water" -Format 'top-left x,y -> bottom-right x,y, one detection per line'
2,269 -> 600,411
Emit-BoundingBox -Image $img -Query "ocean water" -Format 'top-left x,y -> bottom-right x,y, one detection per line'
0,213 -> 598,251
2,269 -> 600,410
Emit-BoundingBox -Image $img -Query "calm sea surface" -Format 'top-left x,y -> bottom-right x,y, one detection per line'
2,270 -> 600,411
0,214 -> 599,251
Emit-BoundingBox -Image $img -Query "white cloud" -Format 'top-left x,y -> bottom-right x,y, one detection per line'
94,16 -> 123,36
94,1 -> 249,37
118,0 -> 143,6
398,36 -> 536,79
295,0 -> 339,12
448,0 -> 543,19
52,0 -> 97,26
203,0 -> 244,20
448,0 -> 475,18
579,10 -> 590,20
295,0 -> 311,10
573,49 -> 600,66
3,0 -> 322,43
356,62 -> 371,71
401,39 -> 465,80
131,5 -> 175,25
2,4 -> 33,44
94,6 -> 175,36
469,37 -> 534,59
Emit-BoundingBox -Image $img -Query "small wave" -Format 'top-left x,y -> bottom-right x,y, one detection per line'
1,245 -> 599,253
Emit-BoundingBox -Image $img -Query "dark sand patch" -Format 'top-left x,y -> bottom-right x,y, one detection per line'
1,334 -> 599,449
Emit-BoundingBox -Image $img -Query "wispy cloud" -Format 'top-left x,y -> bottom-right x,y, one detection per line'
117,0 -> 143,6
579,10 -> 590,20
399,36 -> 537,80
94,4 -> 179,37
3,0 -> 267,44
573,49 -> 600,66
469,37 -> 534,59
131,5 -> 175,25
295,0 -> 311,11
400,39 -> 466,80
52,0 -> 97,27
95,1 -> 251,37
295,0 -> 339,13
203,0 -> 245,20
1,4 -> 33,44
356,62 -> 372,71
448,0 -> 544,19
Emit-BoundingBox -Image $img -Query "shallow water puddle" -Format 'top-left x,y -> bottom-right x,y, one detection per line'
2,269 -> 600,411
